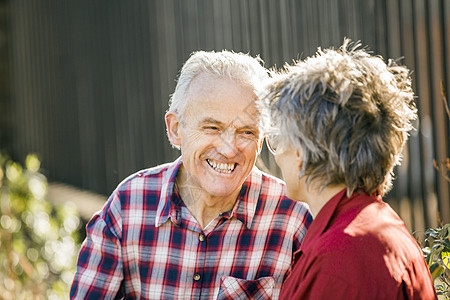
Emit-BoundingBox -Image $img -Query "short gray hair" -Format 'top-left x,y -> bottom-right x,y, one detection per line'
263,39 -> 417,196
168,50 -> 269,119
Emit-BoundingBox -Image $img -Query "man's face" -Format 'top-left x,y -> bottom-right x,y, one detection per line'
166,73 -> 263,202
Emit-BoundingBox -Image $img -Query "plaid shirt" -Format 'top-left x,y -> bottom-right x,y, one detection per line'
70,157 -> 312,299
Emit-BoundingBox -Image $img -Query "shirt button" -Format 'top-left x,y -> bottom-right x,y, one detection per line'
199,234 -> 205,242
193,274 -> 201,281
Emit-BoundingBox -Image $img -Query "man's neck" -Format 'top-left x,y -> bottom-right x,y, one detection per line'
175,173 -> 239,229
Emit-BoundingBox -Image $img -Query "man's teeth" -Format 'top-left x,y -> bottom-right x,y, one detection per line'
207,159 -> 235,174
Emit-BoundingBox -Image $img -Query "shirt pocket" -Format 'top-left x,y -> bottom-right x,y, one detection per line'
216,275 -> 275,300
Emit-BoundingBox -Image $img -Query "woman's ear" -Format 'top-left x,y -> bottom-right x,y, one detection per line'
165,112 -> 182,147
257,135 -> 264,154
296,149 -> 303,170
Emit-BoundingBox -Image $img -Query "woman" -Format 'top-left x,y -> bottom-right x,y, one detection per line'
263,40 -> 436,299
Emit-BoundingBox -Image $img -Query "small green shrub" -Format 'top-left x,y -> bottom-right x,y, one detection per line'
0,153 -> 82,300
422,223 -> 450,299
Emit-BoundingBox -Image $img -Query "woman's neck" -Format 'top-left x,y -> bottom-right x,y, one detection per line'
304,184 -> 347,217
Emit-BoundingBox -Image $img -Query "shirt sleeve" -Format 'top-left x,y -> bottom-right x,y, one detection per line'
70,192 -> 123,299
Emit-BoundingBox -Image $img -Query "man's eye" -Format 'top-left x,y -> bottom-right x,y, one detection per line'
204,126 -> 220,131
240,131 -> 258,140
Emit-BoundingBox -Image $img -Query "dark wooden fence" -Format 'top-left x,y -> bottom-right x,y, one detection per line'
0,0 -> 10,150
2,0 -> 449,232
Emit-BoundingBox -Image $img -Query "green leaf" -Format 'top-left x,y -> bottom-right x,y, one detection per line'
0,164 -> 4,183
25,154 -> 40,173
442,223 -> 450,238
442,251 -> 450,269
443,239 -> 450,249
424,228 -> 439,236
431,244 -> 444,253
6,162 -> 22,183
425,228 -> 438,234
429,262 -> 445,281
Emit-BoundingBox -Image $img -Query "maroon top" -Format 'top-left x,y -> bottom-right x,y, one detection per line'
280,189 -> 437,299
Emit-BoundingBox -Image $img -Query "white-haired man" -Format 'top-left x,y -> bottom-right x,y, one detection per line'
70,50 -> 312,299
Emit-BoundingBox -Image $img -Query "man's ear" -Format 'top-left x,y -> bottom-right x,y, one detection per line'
165,112 -> 182,147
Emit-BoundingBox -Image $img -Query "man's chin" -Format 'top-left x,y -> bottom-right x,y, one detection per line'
202,183 -> 239,199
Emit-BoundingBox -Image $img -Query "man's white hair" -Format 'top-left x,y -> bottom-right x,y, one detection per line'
168,50 -> 269,119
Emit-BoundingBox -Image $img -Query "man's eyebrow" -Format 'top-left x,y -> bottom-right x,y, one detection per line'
200,117 -> 259,130
199,118 -> 224,125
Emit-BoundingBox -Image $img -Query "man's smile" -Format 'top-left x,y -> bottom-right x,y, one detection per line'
206,158 -> 236,174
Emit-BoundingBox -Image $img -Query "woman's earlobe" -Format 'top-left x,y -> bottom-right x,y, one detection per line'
296,149 -> 303,169
257,137 -> 264,154
165,112 -> 182,147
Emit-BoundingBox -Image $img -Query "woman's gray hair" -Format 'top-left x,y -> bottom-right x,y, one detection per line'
264,39 -> 417,196
168,50 -> 269,120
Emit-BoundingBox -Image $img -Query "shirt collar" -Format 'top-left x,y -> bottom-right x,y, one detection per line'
155,156 -> 182,227
229,167 -> 262,229
292,188 -> 348,262
296,188 -> 381,247
155,156 -> 263,229
304,188 -> 348,239
293,189 -> 382,262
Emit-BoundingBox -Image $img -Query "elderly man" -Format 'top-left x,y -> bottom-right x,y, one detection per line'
70,50 -> 312,299
262,40 -> 436,299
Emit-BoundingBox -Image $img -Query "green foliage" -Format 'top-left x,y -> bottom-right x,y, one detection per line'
422,223 -> 450,299
0,153 -> 82,300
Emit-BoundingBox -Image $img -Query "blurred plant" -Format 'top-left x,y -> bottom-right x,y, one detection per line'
421,81 -> 450,299
422,224 -> 450,299
0,153 -> 82,300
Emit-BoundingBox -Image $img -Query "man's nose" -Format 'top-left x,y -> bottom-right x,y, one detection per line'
216,131 -> 239,157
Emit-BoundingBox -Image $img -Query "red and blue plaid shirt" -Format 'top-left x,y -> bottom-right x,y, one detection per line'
70,157 -> 312,299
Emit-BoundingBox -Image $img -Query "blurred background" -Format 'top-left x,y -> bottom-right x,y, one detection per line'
0,0 -> 449,246
0,0 -> 449,298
